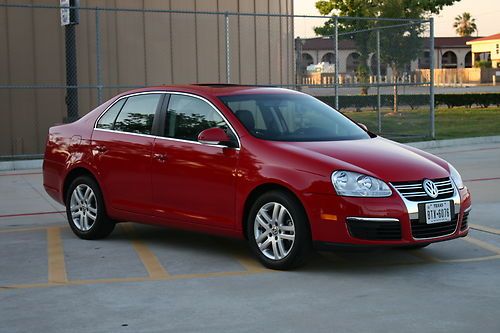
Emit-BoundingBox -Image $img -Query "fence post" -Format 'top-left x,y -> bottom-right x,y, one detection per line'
376,28 -> 381,133
334,16 -> 339,110
64,24 -> 78,122
224,12 -> 230,84
95,8 -> 102,105
429,18 -> 435,139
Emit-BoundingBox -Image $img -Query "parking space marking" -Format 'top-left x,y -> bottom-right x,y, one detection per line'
47,227 -> 68,284
2,224 -> 500,291
463,236 -> 500,255
0,211 -> 65,219
232,253 -> 268,273
470,224 -> 500,236
0,172 -> 42,177
122,224 -> 170,279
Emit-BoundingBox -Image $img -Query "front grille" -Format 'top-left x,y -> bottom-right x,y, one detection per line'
460,211 -> 470,231
391,177 -> 454,202
346,219 -> 401,241
411,214 -> 458,239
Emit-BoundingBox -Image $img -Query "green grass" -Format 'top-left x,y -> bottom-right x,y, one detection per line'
343,106 -> 500,142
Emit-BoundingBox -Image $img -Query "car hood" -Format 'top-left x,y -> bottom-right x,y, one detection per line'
279,137 -> 450,182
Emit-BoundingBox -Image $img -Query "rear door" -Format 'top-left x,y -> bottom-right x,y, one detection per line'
91,92 -> 165,215
151,93 -> 239,229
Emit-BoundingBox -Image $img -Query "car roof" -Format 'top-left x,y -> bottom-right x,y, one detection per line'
116,84 -> 301,99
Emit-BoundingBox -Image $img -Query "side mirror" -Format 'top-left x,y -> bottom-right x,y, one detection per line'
358,123 -> 368,131
198,127 -> 231,146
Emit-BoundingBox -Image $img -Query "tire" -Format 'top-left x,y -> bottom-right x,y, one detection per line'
247,190 -> 311,270
65,175 -> 115,240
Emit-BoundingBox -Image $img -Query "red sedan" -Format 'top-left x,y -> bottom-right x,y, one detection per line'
43,85 -> 471,270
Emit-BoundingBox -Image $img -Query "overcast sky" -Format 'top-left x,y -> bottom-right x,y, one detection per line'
293,0 -> 499,37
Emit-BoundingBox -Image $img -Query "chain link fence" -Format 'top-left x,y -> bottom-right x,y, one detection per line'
0,2 -> 434,158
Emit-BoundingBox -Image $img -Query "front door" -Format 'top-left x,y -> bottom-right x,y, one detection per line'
151,93 -> 239,229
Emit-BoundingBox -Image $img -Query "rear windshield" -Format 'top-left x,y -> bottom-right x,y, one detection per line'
219,93 -> 371,142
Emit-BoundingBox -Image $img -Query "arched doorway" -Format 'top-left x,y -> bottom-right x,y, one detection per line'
346,52 -> 361,73
370,54 -> 387,76
464,51 -> 472,68
321,52 -> 335,64
441,51 -> 457,68
301,53 -> 314,67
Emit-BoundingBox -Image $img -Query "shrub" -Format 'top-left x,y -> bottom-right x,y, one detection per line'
317,93 -> 500,110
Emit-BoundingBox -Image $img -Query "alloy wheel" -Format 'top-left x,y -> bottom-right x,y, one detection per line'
69,184 -> 98,231
254,202 -> 296,260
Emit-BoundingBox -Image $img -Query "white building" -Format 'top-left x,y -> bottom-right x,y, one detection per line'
298,36 -> 477,75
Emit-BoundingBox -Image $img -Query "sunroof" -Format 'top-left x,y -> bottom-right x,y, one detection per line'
193,83 -> 273,88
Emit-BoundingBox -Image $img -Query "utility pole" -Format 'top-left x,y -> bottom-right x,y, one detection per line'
60,0 -> 80,122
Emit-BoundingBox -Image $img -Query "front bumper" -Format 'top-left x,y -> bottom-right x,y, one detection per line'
303,185 -> 471,246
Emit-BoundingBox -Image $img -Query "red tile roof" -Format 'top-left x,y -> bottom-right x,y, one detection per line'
467,33 -> 500,43
434,36 -> 477,48
299,36 -> 477,51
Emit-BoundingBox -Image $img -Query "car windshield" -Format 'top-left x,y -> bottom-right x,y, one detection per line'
219,93 -> 371,142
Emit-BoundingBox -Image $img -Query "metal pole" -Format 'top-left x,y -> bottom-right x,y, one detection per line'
65,24 -> 78,122
224,12 -> 230,84
95,8 -> 102,105
376,29 -> 381,133
334,16 -> 339,110
429,18 -> 435,139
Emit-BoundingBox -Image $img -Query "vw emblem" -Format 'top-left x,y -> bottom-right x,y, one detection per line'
423,179 -> 439,198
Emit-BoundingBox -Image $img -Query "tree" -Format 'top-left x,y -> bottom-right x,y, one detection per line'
314,0 -> 459,109
453,12 -> 477,37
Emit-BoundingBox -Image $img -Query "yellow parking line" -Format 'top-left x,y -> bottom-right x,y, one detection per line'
0,269 -> 269,291
47,227 -> 68,283
470,224 -> 500,236
122,224 -> 170,279
439,254 -> 500,264
233,254 -> 269,272
463,236 -> 500,255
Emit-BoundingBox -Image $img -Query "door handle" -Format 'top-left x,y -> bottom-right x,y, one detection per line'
153,153 -> 167,162
94,145 -> 107,153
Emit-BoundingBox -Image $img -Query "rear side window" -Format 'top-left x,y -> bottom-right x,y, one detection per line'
96,98 -> 126,129
165,94 -> 226,141
113,94 -> 162,135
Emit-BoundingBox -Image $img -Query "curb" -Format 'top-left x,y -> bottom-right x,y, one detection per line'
407,135 -> 500,149
0,159 -> 43,172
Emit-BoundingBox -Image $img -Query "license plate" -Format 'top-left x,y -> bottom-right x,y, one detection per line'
425,201 -> 452,224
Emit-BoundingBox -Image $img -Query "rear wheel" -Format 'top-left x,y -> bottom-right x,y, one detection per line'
66,175 -> 115,240
247,191 -> 311,270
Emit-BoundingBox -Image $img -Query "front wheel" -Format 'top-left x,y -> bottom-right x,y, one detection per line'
247,191 -> 311,270
66,175 -> 115,240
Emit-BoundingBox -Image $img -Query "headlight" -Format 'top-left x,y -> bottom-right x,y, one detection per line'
448,163 -> 464,189
331,171 -> 392,197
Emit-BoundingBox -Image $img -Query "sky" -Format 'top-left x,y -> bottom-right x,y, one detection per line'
293,0 -> 500,37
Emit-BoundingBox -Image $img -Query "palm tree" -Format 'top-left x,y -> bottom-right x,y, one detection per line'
453,12 -> 477,37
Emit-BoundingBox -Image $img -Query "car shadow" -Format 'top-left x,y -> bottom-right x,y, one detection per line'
109,222 -> 434,274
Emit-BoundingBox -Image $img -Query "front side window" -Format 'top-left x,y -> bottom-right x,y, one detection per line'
165,94 -> 227,141
219,93 -> 371,142
113,94 -> 161,135
96,98 -> 126,129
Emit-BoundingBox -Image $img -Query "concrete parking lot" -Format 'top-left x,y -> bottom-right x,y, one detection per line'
1,141 -> 499,333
